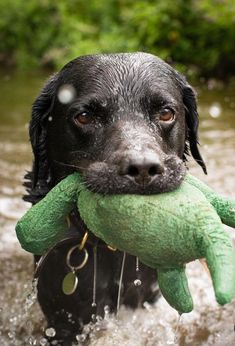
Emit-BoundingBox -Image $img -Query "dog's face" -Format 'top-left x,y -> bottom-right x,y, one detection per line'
26,53 -> 206,201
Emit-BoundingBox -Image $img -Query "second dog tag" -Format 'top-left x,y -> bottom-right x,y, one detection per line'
62,271 -> 78,295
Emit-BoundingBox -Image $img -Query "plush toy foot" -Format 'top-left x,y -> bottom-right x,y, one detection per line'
157,267 -> 193,313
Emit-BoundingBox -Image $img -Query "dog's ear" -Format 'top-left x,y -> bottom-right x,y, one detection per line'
24,74 -> 58,203
182,84 -> 207,174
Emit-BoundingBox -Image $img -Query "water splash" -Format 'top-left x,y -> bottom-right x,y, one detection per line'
3,277 -> 39,345
25,278 -> 38,311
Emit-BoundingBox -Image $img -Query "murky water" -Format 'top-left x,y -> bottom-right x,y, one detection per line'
0,70 -> 234,345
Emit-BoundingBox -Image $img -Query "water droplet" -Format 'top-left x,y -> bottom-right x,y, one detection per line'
91,302 -> 97,307
76,333 -> 86,342
91,314 -> 96,322
136,257 -> 139,272
9,316 -> 17,325
143,301 -> 152,311
51,341 -> 59,345
117,252 -> 126,313
28,336 -> 37,345
104,305 -> 110,319
132,314 -> 137,322
57,84 -> 76,104
83,324 -> 91,334
48,116 -> 53,122
209,103 -> 221,118
40,338 -> 48,346
134,279 -> 142,286
8,331 -> 15,339
45,327 -> 56,337
174,313 -> 182,344
101,99 -> 107,107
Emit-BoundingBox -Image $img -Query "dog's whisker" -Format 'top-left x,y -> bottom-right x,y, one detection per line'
53,160 -> 87,171
69,150 -> 90,154
102,149 -> 115,163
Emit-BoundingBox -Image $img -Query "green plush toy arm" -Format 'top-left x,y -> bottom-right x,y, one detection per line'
201,223 -> 235,304
186,174 -> 235,228
16,173 -> 83,255
157,223 -> 235,313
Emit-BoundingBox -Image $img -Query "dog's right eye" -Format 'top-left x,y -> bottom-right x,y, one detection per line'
74,112 -> 93,126
159,108 -> 175,122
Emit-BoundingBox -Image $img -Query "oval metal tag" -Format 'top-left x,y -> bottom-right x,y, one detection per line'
62,272 -> 78,295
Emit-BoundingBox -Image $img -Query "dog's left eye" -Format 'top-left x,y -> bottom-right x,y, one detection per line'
159,108 -> 175,122
74,112 -> 93,126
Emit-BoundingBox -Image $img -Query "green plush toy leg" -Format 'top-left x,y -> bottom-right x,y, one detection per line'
16,173 -> 83,255
158,267 -> 193,313
186,174 -> 235,228
203,227 -> 235,305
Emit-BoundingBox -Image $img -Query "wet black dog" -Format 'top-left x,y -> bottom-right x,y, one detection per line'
24,53 -> 206,343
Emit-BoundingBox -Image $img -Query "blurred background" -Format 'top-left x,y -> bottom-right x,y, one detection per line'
0,0 -> 235,345
1,0 -> 235,78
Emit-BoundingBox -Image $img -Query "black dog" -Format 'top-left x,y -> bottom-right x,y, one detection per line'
24,53 -> 206,343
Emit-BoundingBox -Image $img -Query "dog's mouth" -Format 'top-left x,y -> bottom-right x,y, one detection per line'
81,155 -> 186,195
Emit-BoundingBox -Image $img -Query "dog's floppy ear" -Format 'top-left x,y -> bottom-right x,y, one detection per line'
182,84 -> 207,174
24,74 -> 58,204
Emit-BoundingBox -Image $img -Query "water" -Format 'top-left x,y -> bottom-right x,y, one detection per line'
92,246 -> 98,308
117,252 -> 126,313
0,70 -> 235,345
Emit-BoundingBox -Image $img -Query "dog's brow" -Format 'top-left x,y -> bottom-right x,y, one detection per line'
148,93 -> 178,107
70,96 -> 108,110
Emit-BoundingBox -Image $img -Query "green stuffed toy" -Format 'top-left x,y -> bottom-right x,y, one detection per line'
16,173 -> 235,314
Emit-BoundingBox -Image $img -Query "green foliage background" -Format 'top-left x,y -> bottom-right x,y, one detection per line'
1,0 -> 235,77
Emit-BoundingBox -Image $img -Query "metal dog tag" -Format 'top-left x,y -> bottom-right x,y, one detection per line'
62,271 -> 78,295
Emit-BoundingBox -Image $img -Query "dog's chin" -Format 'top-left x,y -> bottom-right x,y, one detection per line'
82,157 -> 186,195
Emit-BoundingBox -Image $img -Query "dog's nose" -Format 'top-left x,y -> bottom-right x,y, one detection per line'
122,153 -> 165,186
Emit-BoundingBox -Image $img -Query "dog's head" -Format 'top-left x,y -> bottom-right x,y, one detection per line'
25,53 -> 206,202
